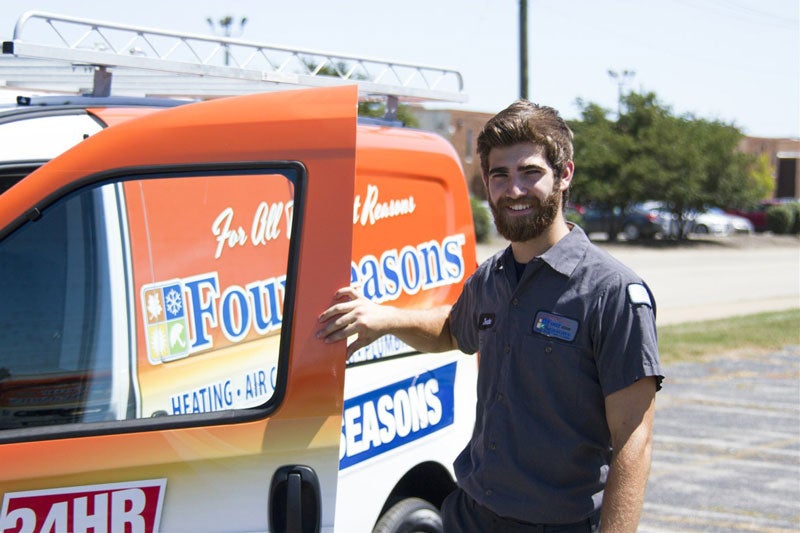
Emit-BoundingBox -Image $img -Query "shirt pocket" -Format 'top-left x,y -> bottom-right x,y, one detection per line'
518,332 -> 599,407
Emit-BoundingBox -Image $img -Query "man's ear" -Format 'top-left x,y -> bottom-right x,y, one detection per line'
559,161 -> 575,191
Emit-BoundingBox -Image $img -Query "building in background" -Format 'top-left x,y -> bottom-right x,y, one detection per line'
414,108 -> 494,199
738,137 -> 800,199
416,108 -> 800,201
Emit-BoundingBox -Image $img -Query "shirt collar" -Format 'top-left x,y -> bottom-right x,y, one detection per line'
539,224 -> 589,277
495,224 -> 589,279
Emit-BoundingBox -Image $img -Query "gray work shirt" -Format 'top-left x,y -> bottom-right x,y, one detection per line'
449,224 -> 663,524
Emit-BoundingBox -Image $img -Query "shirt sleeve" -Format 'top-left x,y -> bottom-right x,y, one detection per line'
449,272 -> 479,355
593,273 -> 663,397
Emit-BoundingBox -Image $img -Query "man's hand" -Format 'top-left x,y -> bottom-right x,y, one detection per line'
317,286 -> 456,357
317,286 -> 397,357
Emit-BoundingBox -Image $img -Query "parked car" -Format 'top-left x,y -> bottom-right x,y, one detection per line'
727,199 -> 797,232
690,207 -> 754,235
581,202 -> 672,240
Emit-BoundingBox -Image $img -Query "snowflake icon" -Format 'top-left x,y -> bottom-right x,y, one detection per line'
165,288 -> 183,316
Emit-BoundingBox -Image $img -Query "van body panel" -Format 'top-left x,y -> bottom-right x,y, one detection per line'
0,86 -> 357,532
0,83 -> 480,532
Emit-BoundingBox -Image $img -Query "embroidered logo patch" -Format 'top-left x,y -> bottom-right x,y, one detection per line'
478,313 -> 496,330
627,283 -> 653,307
533,311 -> 579,342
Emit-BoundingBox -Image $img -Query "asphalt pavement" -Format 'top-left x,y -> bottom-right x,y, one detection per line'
642,346 -> 800,532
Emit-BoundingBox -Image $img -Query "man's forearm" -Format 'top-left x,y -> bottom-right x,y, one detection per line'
600,417 -> 653,531
389,305 -> 456,354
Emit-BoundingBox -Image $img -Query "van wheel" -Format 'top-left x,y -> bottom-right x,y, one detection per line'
373,497 -> 442,533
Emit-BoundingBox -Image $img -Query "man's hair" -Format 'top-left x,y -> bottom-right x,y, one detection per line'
477,100 -> 574,183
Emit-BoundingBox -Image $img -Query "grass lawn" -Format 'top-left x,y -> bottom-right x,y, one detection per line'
658,308 -> 800,363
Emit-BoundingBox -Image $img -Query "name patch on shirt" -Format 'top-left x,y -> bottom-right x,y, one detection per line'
533,311 -> 579,342
478,313 -> 496,330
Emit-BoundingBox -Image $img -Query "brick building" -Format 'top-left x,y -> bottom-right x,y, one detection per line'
738,137 -> 800,199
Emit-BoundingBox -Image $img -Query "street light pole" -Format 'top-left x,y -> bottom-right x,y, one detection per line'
520,0 -> 529,100
608,69 -> 635,118
207,15 -> 248,66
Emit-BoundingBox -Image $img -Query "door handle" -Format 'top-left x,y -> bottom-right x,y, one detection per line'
269,465 -> 321,533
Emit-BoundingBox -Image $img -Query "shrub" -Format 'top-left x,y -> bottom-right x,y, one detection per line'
789,202 -> 800,235
765,204 -> 794,234
470,197 -> 492,243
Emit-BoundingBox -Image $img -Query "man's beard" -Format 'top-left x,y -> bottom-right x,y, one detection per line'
488,189 -> 562,242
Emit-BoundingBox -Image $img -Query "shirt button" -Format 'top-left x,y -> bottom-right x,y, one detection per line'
496,393 -> 504,401
489,442 -> 497,450
512,298 -> 520,306
504,344 -> 511,353
485,489 -> 493,496
544,346 -> 553,354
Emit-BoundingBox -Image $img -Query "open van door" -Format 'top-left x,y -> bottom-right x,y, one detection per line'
0,86 -> 357,532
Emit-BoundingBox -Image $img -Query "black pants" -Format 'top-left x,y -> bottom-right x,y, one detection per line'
441,488 -> 600,532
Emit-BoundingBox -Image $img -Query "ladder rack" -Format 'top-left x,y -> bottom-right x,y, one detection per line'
0,11 -> 467,103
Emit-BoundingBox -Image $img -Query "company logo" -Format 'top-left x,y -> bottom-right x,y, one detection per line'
142,281 -> 191,363
339,362 -> 457,469
140,272 -> 286,364
0,479 -> 166,533
533,311 -> 579,343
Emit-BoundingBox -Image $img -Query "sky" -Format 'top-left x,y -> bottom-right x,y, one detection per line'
1,0 -> 798,139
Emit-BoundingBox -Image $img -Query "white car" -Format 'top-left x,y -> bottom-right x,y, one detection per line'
691,208 -> 754,235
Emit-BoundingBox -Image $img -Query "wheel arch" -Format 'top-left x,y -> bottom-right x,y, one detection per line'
375,461 -> 456,525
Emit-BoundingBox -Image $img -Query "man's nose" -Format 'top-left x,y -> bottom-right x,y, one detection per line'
505,172 -> 529,197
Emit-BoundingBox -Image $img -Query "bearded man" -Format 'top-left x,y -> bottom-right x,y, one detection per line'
318,101 -> 663,533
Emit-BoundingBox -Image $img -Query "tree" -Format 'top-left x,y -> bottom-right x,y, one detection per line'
571,89 -> 765,240
303,58 -> 419,128
569,102 -> 636,239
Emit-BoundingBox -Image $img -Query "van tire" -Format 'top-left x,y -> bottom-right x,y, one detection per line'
373,497 -> 442,533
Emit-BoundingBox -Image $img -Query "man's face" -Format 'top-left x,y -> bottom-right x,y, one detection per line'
484,142 -> 567,243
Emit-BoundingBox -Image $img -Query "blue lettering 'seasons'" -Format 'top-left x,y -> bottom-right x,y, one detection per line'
339,362 -> 457,469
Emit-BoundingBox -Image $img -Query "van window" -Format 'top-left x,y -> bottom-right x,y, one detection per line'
0,168 -> 300,431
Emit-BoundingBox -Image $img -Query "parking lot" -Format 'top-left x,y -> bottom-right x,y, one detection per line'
642,346 -> 800,532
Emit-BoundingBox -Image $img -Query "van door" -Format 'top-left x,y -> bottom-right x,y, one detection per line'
0,86 -> 357,532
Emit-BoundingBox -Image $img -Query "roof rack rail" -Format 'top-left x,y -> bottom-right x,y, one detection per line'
0,11 -> 467,105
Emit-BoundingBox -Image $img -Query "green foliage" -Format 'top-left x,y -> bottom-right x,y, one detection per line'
564,207 -> 583,227
470,197 -> 492,243
766,203 -> 800,234
303,58 -> 419,127
571,88 -> 765,239
358,102 -> 420,128
658,309 -> 800,362
746,153 -> 776,204
765,204 -> 794,234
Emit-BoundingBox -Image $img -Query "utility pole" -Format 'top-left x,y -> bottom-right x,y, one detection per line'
519,0 -> 529,100
207,15 -> 248,66
607,69 -> 635,118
